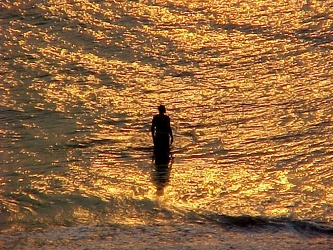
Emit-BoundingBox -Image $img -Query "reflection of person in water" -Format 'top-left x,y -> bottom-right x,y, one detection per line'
151,156 -> 173,196
151,105 -> 173,157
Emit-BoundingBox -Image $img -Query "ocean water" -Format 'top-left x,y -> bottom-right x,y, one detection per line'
1,0 -> 333,236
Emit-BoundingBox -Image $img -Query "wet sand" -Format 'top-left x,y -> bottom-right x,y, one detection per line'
1,222 -> 333,250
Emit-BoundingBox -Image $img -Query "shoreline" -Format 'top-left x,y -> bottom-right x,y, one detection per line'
1,222 -> 333,250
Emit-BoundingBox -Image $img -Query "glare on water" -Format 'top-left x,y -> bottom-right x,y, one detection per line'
0,0 -> 333,232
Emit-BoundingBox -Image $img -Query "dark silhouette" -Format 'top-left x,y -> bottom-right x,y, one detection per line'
151,154 -> 173,196
151,105 -> 173,158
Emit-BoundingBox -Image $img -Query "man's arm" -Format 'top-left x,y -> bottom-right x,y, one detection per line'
151,118 -> 155,141
168,117 -> 173,144
169,128 -> 173,144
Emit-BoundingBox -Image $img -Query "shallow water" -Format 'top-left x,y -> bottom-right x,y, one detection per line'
1,0 -> 333,233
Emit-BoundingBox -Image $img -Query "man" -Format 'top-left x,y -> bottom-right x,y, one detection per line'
151,105 -> 173,156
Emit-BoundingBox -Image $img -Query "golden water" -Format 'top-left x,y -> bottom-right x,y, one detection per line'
1,0 -> 333,232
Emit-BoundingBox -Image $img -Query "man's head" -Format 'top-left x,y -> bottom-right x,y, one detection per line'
158,105 -> 166,114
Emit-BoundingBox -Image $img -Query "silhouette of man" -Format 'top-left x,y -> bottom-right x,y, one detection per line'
151,105 -> 173,157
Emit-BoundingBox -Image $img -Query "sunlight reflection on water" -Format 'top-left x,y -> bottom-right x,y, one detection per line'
1,0 -> 333,232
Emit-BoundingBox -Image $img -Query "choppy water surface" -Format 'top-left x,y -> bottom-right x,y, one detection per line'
1,0 -> 333,233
